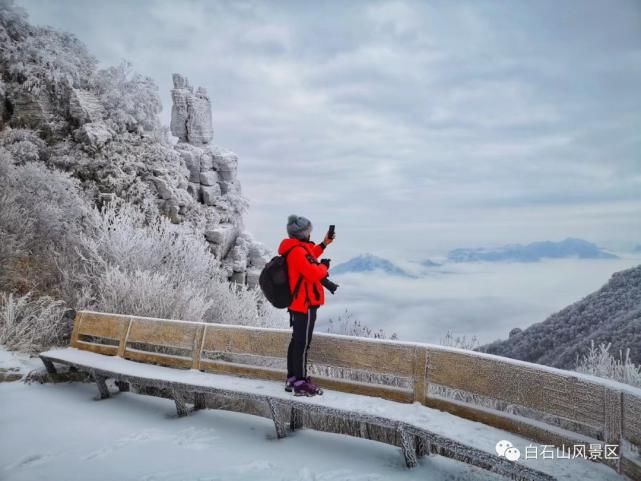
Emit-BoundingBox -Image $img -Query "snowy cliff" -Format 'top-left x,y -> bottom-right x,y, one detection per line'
0,2 -> 268,289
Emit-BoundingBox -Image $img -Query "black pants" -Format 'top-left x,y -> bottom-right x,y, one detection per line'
287,306 -> 318,380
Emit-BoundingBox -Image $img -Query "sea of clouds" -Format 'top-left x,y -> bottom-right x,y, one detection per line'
318,255 -> 641,346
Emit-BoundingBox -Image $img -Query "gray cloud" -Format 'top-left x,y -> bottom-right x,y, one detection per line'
18,0 -> 641,262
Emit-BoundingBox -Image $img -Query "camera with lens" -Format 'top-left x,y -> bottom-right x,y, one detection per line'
321,276 -> 339,294
319,258 -> 339,294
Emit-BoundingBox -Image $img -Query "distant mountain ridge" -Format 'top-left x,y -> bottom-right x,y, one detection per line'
480,264 -> 641,368
332,254 -> 412,277
447,238 -> 617,263
334,238 -> 619,277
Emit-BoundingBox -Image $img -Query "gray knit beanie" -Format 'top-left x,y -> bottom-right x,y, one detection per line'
287,214 -> 313,240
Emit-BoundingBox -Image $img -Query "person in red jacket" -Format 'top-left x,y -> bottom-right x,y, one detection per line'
279,214 -> 336,396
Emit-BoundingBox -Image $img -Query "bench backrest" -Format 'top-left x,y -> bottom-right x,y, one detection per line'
70,310 -> 641,479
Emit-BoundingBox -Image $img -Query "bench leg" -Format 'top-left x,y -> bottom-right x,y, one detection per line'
41,358 -> 57,375
194,393 -> 207,410
399,427 -> 417,468
267,399 -> 286,439
93,374 -> 110,400
416,436 -> 430,457
289,407 -> 303,431
115,380 -> 130,392
173,389 -> 189,417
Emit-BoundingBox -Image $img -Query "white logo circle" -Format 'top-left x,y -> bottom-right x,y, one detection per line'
495,440 -> 513,456
505,447 -> 521,461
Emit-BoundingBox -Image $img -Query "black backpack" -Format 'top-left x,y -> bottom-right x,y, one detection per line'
259,246 -> 304,309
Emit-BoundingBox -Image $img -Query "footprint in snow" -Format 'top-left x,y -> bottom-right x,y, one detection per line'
6,452 -> 53,470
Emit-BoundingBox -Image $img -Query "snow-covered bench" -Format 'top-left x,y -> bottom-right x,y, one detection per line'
40,311 -> 641,481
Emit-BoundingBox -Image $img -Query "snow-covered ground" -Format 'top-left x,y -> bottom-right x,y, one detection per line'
0,350 -> 501,481
0,348 -> 627,481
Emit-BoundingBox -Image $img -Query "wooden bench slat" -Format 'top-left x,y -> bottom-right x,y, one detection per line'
75,312 -> 129,341
426,349 -> 605,427
310,335 -> 415,377
74,341 -> 119,356
203,326 -> 415,377
126,317 -> 200,349
202,326 -> 289,358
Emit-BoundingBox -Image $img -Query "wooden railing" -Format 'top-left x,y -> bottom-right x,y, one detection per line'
70,310 -> 641,480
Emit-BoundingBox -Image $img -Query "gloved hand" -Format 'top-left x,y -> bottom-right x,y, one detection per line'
320,258 -> 331,269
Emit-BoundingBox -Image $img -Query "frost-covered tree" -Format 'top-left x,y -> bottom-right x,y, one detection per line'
481,264 -> 641,367
94,61 -> 162,134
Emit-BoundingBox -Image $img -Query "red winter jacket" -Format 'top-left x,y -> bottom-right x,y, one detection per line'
278,237 -> 329,314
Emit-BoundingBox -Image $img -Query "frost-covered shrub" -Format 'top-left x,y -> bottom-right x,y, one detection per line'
576,341 -> 641,388
94,61 -> 162,133
0,292 -> 67,352
0,149 -> 92,297
440,330 -> 480,350
255,298 -> 286,328
0,129 -> 48,163
78,199 -> 218,286
77,200 -> 267,325
96,266 -> 214,323
326,309 -> 397,340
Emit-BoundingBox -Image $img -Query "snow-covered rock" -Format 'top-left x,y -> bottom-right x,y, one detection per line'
69,88 -> 105,124
246,269 -> 261,288
200,170 -> 218,186
10,88 -> 52,129
205,223 -> 239,259
170,74 -> 213,144
201,184 -> 221,205
152,177 -> 173,200
166,73 -> 268,284
74,121 -> 114,148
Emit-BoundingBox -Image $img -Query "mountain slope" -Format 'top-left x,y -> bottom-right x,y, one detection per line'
448,238 -> 617,263
332,254 -> 412,277
481,264 -> 641,368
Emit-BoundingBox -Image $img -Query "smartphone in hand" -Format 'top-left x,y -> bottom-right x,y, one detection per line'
328,225 -> 335,239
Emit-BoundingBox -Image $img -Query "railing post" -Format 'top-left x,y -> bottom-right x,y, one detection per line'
604,388 -> 622,473
192,325 -> 206,370
69,311 -> 84,348
117,317 -> 133,357
412,346 -> 428,404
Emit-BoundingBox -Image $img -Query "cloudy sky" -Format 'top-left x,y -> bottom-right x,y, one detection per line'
19,0 -> 641,263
